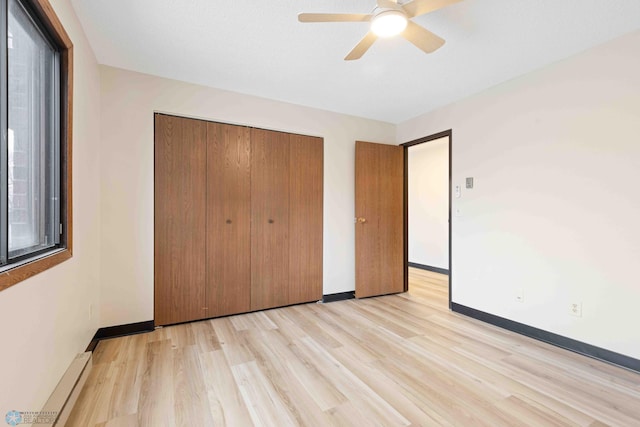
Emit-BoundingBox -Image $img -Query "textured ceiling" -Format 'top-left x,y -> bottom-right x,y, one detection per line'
70,0 -> 640,123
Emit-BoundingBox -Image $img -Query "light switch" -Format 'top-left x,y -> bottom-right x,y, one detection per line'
466,177 -> 474,189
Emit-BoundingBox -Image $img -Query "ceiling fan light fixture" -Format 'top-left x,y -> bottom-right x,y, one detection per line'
371,10 -> 407,38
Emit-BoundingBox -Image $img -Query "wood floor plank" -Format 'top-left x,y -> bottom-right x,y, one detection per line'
231,360 -> 298,427
95,413 -> 140,427
453,346 -> 598,426
65,359 -> 118,426
213,317 -> 256,366
173,345 -> 215,426
67,268 -> 640,426
329,344 -> 450,426
240,329 -> 341,424
258,329 -> 347,411
198,349 -> 253,426
137,339 -> 175,427
493,395 -> 578,427
190,320 -> 222,353
106,335 -> 147,419
297,336 -> 411,426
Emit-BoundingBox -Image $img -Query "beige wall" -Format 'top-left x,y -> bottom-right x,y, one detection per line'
99,66 -> 396,327
0,0 -> 101,414
398,30 -> 640,358
408,137 -> 449,269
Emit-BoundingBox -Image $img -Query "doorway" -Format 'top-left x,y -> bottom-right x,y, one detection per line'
402,130 -> 452,308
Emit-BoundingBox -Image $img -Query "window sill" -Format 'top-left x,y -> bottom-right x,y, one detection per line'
0,248 -> 72,291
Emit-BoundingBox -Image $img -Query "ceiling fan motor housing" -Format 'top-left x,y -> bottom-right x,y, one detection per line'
371,9 -> 408,37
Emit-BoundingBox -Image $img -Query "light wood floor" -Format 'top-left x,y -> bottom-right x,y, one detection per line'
67,268 -> 640,426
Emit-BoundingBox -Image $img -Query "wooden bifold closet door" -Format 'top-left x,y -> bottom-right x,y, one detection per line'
154,115 -> 207,326
250,128 -> 291,311
155,114 -> 323,326
206,123 -> 251,317
288,134 -> 323,305
250,130 -> 324,310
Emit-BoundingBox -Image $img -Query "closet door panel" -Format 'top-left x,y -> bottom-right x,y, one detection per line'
251,129 -> 290,311
154,114 -> 207,326
206,123 -> 251,317
289,135 -> 323,304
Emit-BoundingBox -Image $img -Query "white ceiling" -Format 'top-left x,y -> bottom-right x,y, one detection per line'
70,0 -> 640,124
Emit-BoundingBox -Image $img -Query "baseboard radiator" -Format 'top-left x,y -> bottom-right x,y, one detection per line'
39,352 -> 92,426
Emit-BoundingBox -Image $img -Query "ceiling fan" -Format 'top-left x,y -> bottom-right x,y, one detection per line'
298,0 -> 461,60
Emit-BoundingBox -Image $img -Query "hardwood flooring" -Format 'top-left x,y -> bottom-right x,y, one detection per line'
67,268 -> 640,426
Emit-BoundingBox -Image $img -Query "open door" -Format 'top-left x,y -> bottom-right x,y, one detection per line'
355,141 -> 405,298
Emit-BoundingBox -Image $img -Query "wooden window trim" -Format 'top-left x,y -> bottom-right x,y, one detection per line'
0,0 -> 73,291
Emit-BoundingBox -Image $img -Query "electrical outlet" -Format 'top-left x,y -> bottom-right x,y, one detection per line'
569,302 -> 582,317
515,289 -> 524,303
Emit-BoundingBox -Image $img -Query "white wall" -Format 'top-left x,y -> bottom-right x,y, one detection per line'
408,137 -> 449,270
0,0 -> 101,414
99,66 -> 396,326
397,30 -> 640,359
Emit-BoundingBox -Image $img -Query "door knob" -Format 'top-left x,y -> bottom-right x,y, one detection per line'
356,217 -> 366,224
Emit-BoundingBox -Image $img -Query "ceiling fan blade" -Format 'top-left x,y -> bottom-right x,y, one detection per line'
345,32 -> 378,61
298,13 -> 372,23
401,0 -> 462,18
401,20 -> 445,53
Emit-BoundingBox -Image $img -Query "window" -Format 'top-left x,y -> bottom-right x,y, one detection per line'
0,0 -> 72,290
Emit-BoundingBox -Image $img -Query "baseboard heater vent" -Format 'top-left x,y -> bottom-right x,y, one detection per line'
40,352 -> 92,426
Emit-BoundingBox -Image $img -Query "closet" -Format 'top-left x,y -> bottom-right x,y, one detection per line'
154,114 -> 323,326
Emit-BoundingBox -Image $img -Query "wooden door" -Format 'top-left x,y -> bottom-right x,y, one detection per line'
355,141 -> 404,298
251,129 -> 290,310
154,114 -> 207,325
289,135 -> 323,304
206,123 -> 251,317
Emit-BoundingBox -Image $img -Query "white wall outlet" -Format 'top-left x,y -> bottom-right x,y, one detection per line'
569,302 -> 582,317
515,289 -> 524,303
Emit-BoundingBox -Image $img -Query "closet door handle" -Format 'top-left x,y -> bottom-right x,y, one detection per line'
268,219 -> 274,224
226,219 -> 232,224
